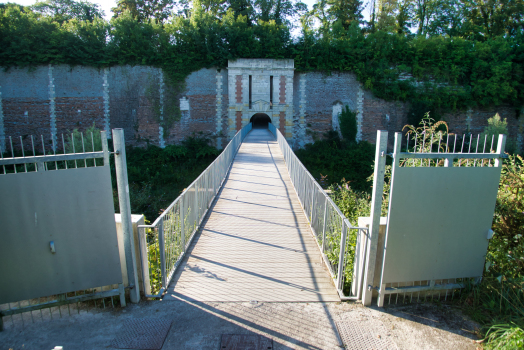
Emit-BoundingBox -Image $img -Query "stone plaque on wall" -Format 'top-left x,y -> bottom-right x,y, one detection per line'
180,97 -> 189,111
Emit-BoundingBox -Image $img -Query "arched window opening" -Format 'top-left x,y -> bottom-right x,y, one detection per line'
250,113 -> 272,129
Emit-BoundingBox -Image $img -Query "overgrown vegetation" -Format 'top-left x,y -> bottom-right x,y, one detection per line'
1,0 -> 523,118
338,106 -> 358,143
112,134 -> 220,219
295,131 -> 375,191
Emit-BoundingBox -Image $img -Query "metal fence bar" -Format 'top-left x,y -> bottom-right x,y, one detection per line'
137,123 -> 253,298
362,131 -> 388,306
112,129 -> 138,305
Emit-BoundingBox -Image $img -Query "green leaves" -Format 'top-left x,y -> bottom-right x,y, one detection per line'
296,135 -> 375,192
1,1 -> 523,112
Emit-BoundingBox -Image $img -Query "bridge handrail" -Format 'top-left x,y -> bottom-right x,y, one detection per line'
137,123 -> 253,298
268,124 -> 366,300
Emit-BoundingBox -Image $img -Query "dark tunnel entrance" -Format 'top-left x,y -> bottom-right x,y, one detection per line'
250,113 -> 272,129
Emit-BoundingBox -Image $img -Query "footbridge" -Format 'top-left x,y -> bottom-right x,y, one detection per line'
138,123 -> 365,303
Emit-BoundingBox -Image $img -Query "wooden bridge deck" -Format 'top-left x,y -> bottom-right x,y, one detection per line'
165,129 -> 339,302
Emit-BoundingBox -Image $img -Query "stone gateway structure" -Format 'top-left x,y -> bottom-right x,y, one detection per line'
0,59 -> 522,151
227,59 -> 294,141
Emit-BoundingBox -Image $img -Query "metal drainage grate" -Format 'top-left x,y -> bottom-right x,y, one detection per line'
111,318 -> 172,350
220,334 -> 273,350
336,320 -> 397,350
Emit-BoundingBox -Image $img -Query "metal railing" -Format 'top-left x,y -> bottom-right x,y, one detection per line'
138,123 -> 253,297
268,124 -> 367,300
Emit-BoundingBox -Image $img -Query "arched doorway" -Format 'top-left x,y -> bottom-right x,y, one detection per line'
250,113 -> 272,129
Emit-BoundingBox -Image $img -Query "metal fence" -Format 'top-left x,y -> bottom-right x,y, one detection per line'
268,123 -> 366,300
0,131 -> 125,332
366,131 -> 507,307
138,123 -> 253,297
0,131 -> 107,174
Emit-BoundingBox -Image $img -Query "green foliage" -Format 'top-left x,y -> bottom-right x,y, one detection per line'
487,154 -> 524,279
402,114 -> 450,165
65,123 -> 104,167
1,1 -> 523,115
406,101 -> 438,127
485,322 -> 524,349
338,105 -> 357,143
112,0 -> 174,23
32,0 -> 105,23
329,180 -> 371,225
295,132 -> 375,192
118,134 -> 220,219
477,113 -> 518,154
458,277 -> 524,349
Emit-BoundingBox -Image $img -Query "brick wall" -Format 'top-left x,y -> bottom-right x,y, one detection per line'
1,65 -> 521,152
362,92 -> 409,146
0,65 -> 223,150
298,71 -> 521,150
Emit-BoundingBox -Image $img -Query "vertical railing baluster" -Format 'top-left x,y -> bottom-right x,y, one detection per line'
9,137 -> 16,173
158,218 -> 166,290
81,133 -> 86,167
19,136 -> 27,172
62,134 -> 68,169
71,133 -> 77,168
321,197 -> 328,253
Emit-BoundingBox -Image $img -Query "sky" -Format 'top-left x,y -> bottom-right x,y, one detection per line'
9,0 -> 322,21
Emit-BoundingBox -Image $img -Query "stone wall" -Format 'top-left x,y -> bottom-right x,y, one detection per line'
0,63 -> 521,153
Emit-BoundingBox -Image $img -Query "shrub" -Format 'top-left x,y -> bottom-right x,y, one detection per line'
115,134 -> 220,219
295,134 -> 375,192
486,154 -> 524,279
477,113 -> 518,154
339,106 -> 358,143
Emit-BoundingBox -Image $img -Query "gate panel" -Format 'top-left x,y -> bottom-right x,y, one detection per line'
0,166 -> 122,304
381,166 -> 501,283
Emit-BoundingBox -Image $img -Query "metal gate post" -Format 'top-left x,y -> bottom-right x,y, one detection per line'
113,128 -> 140,304
362,130 -> 388,306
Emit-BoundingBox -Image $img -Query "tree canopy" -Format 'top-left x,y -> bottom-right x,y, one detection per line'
0,0 -> 523,113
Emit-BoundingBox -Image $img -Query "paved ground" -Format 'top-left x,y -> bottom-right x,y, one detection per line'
166,129 -> 339,302
0,299 -> 480,350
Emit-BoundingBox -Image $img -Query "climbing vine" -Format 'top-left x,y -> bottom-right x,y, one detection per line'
1,4 -> 523,117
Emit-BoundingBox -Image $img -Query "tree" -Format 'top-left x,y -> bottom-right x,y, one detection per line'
461,0 -> 524,39
376,0 -> 399,32
328,0 -> 364,30
395,0 -> 413,34
310,0 -> 364,34
112,0 -> 174,23
425,0 -> 464,37
368,0 -> 413,34
412,0 -> 439,35
32,0 -> 104,22
226,0 -> 255,24
253,0 -> 306,27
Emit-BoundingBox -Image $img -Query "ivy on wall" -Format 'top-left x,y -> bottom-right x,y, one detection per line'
1,4 -> 523,120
